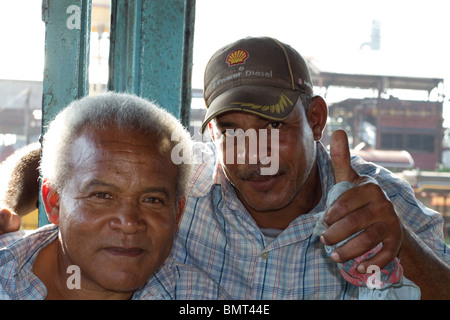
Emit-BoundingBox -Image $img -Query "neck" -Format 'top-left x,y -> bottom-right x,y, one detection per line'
33,238 -> 134,300
241,163 -> 322,230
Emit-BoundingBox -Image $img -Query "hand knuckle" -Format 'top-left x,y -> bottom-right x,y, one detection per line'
347,211 -> 364,229
360,227 -> 379,248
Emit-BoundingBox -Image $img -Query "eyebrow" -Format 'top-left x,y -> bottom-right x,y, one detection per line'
82,179 -> 171,198
214,119 -> 236,128
82,179 -> 119,192
141,187 -> 171,199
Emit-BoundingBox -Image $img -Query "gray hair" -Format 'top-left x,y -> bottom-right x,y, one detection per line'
40,92 -> 193,201
299,93 -> 313,112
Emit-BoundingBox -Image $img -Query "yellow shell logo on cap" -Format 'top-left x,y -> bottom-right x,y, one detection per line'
226,49 -> 248,66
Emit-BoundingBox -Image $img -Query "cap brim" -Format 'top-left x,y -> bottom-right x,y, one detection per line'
200,86 -> 300,133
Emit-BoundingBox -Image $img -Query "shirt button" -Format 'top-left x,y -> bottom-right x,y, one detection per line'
260,252 -> 269,260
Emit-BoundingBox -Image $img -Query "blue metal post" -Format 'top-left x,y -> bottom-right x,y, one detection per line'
39,0 -> 92,226
108,0 -> 196,126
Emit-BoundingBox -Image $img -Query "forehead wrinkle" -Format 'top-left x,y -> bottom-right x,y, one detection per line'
80,179 -> 120,192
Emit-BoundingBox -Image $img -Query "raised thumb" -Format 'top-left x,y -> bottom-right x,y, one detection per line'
330,130 -> 358,184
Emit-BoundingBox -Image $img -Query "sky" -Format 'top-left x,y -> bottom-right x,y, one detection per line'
0,0 -> 449,122
192,0 -> 450,102
193,0 -> 450,78
0,0 -> 45,81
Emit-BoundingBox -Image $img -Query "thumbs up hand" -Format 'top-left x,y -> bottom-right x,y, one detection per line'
321,130 -> 403,273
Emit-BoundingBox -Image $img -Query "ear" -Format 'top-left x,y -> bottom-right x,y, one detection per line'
307,96 -> 328,141
208,122 -> 215,142
41,179 -> 60,225
175,196 -> 186,226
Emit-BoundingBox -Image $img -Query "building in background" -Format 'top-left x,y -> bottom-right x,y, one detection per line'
327,95 -> 443,171
307,67 -> 448,236
0,80 -> 42,161
311,69 -> 445,171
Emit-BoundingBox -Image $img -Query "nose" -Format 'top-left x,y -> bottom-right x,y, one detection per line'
109,200 -> 147,234
235,129 -> 274,165
226,129 -> 258,165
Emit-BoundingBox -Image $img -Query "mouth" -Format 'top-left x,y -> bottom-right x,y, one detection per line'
104,247 -> 145,258
242,174 -> 282,191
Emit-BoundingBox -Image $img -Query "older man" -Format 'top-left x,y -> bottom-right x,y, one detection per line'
0,92 -> 228,300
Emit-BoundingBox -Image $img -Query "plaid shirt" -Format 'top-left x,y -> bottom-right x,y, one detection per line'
172,142 -> 449,299
0,224 -> 229,300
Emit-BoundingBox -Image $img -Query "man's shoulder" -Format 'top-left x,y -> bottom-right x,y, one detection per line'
0,224 -> 58,266
0,224 -> 58,299
134,259 -> 231,300
0,230 -> 28,248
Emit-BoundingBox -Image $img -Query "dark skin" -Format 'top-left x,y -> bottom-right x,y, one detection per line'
212,96 -> 450,299
211,101 -> 322,229
324,130 -> 450,299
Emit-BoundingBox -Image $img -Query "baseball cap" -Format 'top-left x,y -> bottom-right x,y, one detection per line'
201,36 -> 314,133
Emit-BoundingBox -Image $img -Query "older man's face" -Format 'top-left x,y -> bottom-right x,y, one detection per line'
54,125 -> 179,294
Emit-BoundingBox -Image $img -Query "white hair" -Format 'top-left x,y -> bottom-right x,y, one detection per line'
40,92 -> 193,200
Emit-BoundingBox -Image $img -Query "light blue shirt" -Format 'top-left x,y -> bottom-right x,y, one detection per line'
172,142 -> 449,299
0,224 -> 230,300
